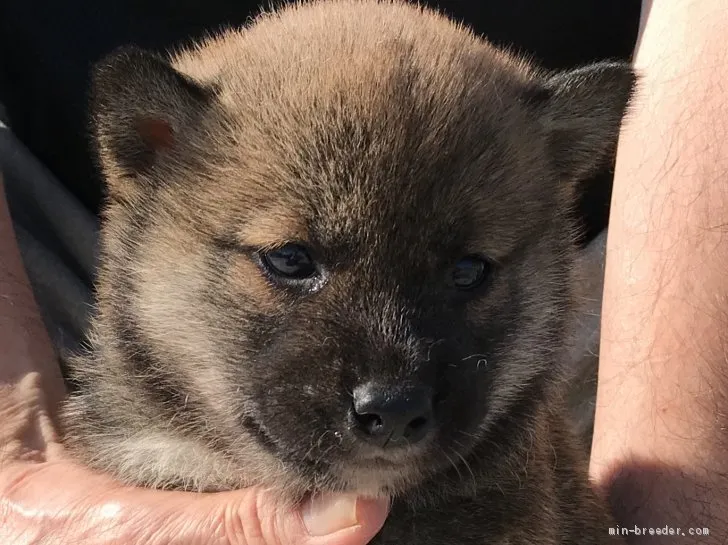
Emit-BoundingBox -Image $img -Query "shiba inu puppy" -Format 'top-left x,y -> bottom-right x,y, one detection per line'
61,1 -> 634,543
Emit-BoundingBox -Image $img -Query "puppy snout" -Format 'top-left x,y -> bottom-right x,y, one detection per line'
350,382 -> 435,447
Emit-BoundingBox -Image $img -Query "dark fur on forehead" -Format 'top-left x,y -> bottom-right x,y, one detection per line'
87,12 -> 634,284
90,1 -> 635,213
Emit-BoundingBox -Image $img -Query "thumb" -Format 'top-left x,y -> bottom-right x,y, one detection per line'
152,486 -> 390,545
105,480 -> 391,545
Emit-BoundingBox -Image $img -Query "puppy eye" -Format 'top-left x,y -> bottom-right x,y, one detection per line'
451,255 -> 490,290
261,243 -> 317,279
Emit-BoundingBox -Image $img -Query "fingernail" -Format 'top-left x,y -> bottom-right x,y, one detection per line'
302,493 -> 359,536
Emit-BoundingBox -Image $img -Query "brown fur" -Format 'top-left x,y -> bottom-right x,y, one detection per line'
60,1 -> 634,543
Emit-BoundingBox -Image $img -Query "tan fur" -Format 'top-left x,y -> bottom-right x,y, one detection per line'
236,211 -> 310,249
61,1 -> 634,543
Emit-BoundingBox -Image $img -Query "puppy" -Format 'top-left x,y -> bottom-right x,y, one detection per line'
61,1 -> 634,543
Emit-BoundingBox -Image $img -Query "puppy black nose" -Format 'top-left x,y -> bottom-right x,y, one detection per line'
351,383 -> 434,447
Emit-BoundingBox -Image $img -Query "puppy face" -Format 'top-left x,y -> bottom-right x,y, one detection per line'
83,0 -> 633,497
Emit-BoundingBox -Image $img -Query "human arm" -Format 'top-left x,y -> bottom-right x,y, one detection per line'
590,0 -> 728,543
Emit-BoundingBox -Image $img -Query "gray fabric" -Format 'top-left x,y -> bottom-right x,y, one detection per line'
1,112 -> 98,354
571,229 -> 606,364
567,230 -> 606,446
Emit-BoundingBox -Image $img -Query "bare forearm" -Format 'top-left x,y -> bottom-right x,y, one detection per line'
591,0 -> 728,542
0,176 -> 64,410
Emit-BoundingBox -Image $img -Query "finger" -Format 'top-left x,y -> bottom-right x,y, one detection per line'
141,487 -> 390,545
0,461 -> 390,545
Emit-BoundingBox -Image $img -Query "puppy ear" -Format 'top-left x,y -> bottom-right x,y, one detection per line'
90,46 -> 215,189
525,61 -> 637,181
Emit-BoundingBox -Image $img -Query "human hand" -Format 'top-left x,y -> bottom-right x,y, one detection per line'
0,374 -> 390,545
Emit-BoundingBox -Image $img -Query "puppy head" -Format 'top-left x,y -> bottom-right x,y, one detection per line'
89,0 -> 634,497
